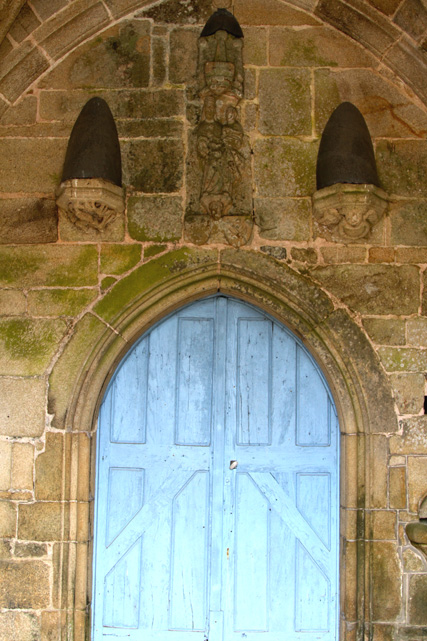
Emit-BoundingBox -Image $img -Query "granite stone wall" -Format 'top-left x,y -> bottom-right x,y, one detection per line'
0,1 -> 426,639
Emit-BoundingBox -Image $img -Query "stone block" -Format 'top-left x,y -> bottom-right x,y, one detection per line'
370,435 -> 388,509
31,0 -> 68,20
0,41 -> 49,102
402,547 -> 425,572
0,441 -> 11,490
41,610 -> 61,641
40,88 -> 185,122
370,542 -> 402,621
100,244 -> 141,275
390,200 -> 427,246
315,0 -> 399,57
0,138 -> 66,193
105,0 -> 152,17
254,198 -> 311,241
368,0 -> 401,15
254,138 -> 318,198
397,247 -> 427,264
0,502 -> 16,538
0,612 -> 41,641
391,418 -> 427,455
408,457 -> 427,512
291,248 -> 318,264
0,245 -> 98,287
320,246 -> 367,264
378,347 -> 427,372
0,377 -> 45,437
369,247 -> 395,263
314,68 -> 427,138
35,433 -> 63,501
0,318 -> 67,376
0,560 -> 50,608
269,26 -> 375,68
33,1 -> 109,61
40,20 -> 150,90
27,289 -> 98,317
312,265 -> 419,315
407,318 -> 427,346
389,466 -> 406,509
152,36 -> 166,86
14,542 -> 47,558
128,196 -> 183,242
390,373 -> 425,415
362,318 -> 405,346
140,0 -> 211,24
48,313 -> 119,429
243,27 -> 268,66
144,244 -> 167,259
384,37 -> 427,105
0,96 -> 37,126
18,502 -> 62,540
367,510 -> 396,540
260,246 -> 287,261
0,291 -> 25,317
259,69 -> 311,136
377,140 -> 427,198
234,0 -> 320,25
394,0 -> 427,41
117,119 -> 183,139
9,5 -> 41,43
408,574 -> 427,625
122,140 -> 184,193
169,29 -> 198,84
0,198 -> 57,244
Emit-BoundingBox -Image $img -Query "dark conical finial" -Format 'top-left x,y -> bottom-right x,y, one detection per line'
200,8 -> 243,38
61,97 -> 122,187
316,102 -> 380,191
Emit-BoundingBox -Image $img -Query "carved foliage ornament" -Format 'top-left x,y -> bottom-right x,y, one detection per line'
185,9 -> 253,248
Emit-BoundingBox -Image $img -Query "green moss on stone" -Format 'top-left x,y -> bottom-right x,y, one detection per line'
94,248 -> 216,325
100,244 -> 141,275
0,318 -> 67,375
0,246 -> 98,287
28,289 -> 98,317
101,277 -> 117,291
144,244 -> 167,259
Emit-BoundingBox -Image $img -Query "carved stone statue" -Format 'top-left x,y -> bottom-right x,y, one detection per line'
185,9 -> 252,248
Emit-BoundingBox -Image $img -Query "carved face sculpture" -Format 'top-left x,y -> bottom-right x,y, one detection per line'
208,75 -> 232,96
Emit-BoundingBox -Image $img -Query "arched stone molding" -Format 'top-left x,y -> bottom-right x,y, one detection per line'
0,0 -> 426,112
47,248 -> 398,640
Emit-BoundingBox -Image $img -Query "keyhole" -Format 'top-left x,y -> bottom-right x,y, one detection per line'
229,460 -> 238,469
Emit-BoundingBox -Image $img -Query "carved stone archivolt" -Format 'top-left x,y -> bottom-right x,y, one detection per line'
185,9 -> 253,248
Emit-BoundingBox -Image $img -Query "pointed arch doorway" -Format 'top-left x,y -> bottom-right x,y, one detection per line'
92,295 -> 339,640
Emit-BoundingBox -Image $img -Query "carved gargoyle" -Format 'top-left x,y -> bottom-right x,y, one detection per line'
185,9 -> 253,248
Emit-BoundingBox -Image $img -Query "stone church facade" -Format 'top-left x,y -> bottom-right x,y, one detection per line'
0,0 -> 426,639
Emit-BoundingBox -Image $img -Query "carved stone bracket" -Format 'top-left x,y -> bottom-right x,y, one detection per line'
312,183 -> 388,242
406,494 -> 427,561
56,178 -> 125,233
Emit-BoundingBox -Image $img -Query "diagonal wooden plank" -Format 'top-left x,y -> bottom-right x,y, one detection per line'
104,470 -> 191,575
249,472 -> 330,576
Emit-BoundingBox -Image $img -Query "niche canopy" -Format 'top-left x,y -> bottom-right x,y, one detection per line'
56,97 -> 124,234
312,102 -> 388,242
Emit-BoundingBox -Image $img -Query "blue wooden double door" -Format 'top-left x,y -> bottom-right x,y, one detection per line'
92,296 -> 339,640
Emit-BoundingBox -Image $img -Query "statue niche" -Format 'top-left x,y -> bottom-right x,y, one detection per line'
185,9 -> 252,248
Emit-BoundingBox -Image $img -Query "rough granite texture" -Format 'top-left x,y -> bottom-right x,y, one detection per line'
0,1 -> 426,639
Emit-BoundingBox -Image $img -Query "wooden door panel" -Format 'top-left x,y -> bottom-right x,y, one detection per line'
93,297 -> 339,641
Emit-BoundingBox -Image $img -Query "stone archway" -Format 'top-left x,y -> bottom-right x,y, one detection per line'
47,249 -> 398,641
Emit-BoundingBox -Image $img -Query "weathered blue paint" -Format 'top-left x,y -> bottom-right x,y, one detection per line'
92,296 -> 339,640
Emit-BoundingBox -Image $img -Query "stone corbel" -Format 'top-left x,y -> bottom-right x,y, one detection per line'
312,183 -> 388,242
56,178 -> 124,232
406,494 -> 427,561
